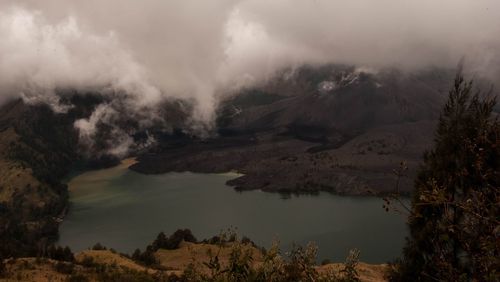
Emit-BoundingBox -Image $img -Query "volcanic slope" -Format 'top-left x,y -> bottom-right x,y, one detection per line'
132,65 -> 458,195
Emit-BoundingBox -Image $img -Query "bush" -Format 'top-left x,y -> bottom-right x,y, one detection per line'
341,249 -> 360,282
80,256 -> 95,268
131,246 -> 157,267
181,230 -> 360,282
67,273 -> 89,282
47,245 -> 74,262
151,229 -> 197,251
54,261 -> 74,274
0,259 -> 6,278
91,243 -> 106,251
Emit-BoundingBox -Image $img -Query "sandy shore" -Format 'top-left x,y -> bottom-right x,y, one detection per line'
120,157 -> 138,168
67,158 -> 137,191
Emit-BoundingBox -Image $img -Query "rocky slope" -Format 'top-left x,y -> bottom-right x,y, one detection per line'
132,65 -> 457,195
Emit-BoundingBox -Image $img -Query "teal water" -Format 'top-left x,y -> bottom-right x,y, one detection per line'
58,161 -> 407,263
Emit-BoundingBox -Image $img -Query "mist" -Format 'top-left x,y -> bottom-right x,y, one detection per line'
1,0 -> 499,155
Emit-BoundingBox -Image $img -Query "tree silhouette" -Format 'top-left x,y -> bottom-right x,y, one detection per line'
391,73 -> 499,281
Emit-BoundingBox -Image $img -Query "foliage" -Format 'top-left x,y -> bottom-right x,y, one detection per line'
254,241 -> 287,282
67,273 -> 90,282
340,249 -> 360,282
54,261 -> 75,274
80,256 -> 96,268
47,245 -> 74,262
94,266 -> 157,282
177,230 -> 361,282
0,259 -> 5,278
387,73 -> 500,281
91,243 -> 106,251
283,242 -> 319,281
131,246 -> 157,266
152,229 -> 197,251
130,229 -> 197,267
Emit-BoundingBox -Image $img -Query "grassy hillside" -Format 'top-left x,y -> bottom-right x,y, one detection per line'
0,96 -> 104,258
1,241 -> 388,282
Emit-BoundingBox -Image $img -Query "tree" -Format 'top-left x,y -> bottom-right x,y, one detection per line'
152,232 -> 167,250
0,258 -> 5,278
390,73 -> 500,281
91,243 -> 106,251
132,249 -> 141,261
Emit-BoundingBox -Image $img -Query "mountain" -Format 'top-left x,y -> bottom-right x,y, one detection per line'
0,64 -> 493,258
218,65 -> 452,133
132,65 -> 459,195
0,99 -> 76,258
0,94 -> 121,258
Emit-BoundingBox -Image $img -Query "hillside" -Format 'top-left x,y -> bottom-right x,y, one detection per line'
1,64 -> 496,280
1,241 -> 388,282
132,66 -> 456,195
0,100 -> 77,258
0,95 -> 116,258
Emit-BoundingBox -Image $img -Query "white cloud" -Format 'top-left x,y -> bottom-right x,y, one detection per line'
1,0 -> 499,155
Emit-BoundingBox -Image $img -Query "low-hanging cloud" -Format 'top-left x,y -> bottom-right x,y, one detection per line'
1,0 -> 499,155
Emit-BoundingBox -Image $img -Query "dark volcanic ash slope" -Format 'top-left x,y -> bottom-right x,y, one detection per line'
131,65 -> 455,195
220,66 -> 450,134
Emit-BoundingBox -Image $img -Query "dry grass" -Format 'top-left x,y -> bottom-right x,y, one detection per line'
155,241 -> 263,273
1,244 -> 388,281
155,241 -> 387,281
1,258 -> 81,282
76,250 -> 149,273
317,262 -> 388,282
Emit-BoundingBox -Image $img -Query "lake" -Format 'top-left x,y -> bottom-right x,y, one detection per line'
58,160 -> 407,263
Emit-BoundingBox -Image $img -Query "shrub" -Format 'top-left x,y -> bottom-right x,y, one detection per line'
47,245 -> 74,262
91,243 -> 106,251
151,229 -> 197,251
54,261 -> 74,274
0,259 -> 6,278
80,256 -> 95,268
67,273 -> 89,282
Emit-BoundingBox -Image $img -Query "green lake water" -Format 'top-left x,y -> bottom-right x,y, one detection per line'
58,162 -> 407,263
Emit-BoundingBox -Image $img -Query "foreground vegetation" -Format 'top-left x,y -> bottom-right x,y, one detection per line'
386,73 -> 499,281
1,229 -> 379,282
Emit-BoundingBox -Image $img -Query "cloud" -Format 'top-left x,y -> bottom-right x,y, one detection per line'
218,0 -> 500,81
0,0 -> 499,155
0,6 -> 161,106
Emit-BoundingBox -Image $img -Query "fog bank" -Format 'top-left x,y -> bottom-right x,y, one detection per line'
1,0 -> 499,154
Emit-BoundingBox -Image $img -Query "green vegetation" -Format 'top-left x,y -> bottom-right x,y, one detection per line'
0,97 -> 101,260
164,229 -> 362,282
387,73 -> 500,281
152,229 -> 198,251
132,229 -> 198,266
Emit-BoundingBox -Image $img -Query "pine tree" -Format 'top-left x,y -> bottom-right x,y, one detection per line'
392,73 -> 500,281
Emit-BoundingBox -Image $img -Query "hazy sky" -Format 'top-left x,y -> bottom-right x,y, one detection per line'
1,0 -> 499,153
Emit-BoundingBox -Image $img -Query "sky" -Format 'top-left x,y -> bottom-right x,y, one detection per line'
0,0 -> 499,154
